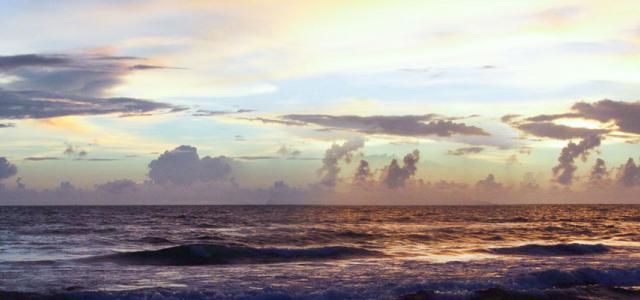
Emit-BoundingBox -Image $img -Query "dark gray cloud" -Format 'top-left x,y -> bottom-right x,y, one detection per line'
571,100 -> 640,135
476,174 -> 502,190
96,179 -> 138,194
281,114 -> 489,137
75,158 -> 120,161
447,146 -> 484,156
552,135 -> 602,185
353,159 -> 373,185
234,156 -> 277,160
0,54 -> 68,70
500,114 -> 521,123
318,138 -> 365,187
0,123 -> 15,128
0,53 -> 179,97
382,150 -> 420,189
277,145 -> 301,159
0,89 -> 174,119
148,145 -> 234,186
0,52 -> 180,119
0,157 -> 17,181
514,100 -> 640,139
524,113 -> 581,122
515,122 -> 609,140
24,157 -> 60,161
241,117 -> 306,126
617,158 -> 640,187
63,144 -> 88,158
193,109 -> 255,117
589,158 -> 610,186
519,146 -> 533,155
128,64 -> 183,70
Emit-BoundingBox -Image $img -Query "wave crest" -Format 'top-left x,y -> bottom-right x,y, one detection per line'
486,243 -> 610,256
88,244 -> 382,266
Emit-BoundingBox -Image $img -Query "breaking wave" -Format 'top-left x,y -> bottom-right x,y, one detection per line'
86,244 -> 382,266
486,243 -> 610,256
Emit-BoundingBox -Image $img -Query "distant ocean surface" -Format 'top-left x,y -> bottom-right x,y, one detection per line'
2,205 -> 640,300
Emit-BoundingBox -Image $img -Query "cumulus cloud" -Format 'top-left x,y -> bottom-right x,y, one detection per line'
277,145 -> 302,159
63,144 -> 88,158
381,150 -> 420,189
280,114 -> 490,137
476,174 -> 502,190
96,179 -> 138,194
552,135 -> 602,185
148,145 -> 234,186
318,138 -> 365,187
447,146 -> 484,156
353,159 -> 373,185
589,158 -> 610,187
520,172 -> 541,191
0,123 -> 15,128
617,158 -> 640,187
0,157 -> 17,181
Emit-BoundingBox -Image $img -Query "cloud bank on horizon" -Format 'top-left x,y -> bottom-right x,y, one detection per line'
1,1 -> 640,204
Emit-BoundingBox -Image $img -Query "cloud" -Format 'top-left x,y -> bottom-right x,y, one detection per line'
0,123 -> 15,128
0,52 -> 181,119
447,146 -> 484,156
519,146 -> 533,155
318,138 -> 365,187
96,179 -> 139,194
24,157 -> 60,161
506,154 -> 519,166
148,145 -> 234,186
353,159 -> 373,185
75,158 -> 120,161
241,117 -> 306,126
276,145 -> 301,159
0,52 -> 179,97
0,54 -> 68,70
513,100 -> 640,140
63,144 -> 88,158
381,150 -> 420,189
281,114 -> 490,137
515,122 -> 609,140
234,156 -> 277,160
476,174 -> 502,190
128,64 -> 182,70
500,114 -> 521,123
193,109 -> 255,117
571,100 -> 640,135
0,89 -> 175,119
617,158 -> 640,187
524,113 -> 581,122
589,158 -> 610,186
552,135 -> 602,185
0,157 -> 17,181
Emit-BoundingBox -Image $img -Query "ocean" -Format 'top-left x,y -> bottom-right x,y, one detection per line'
1,205 -> 640,299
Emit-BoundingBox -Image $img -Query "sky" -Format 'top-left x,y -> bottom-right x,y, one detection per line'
1,0 -> 640,204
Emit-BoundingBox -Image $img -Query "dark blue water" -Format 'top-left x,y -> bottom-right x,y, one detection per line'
1,205 -> 640,299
